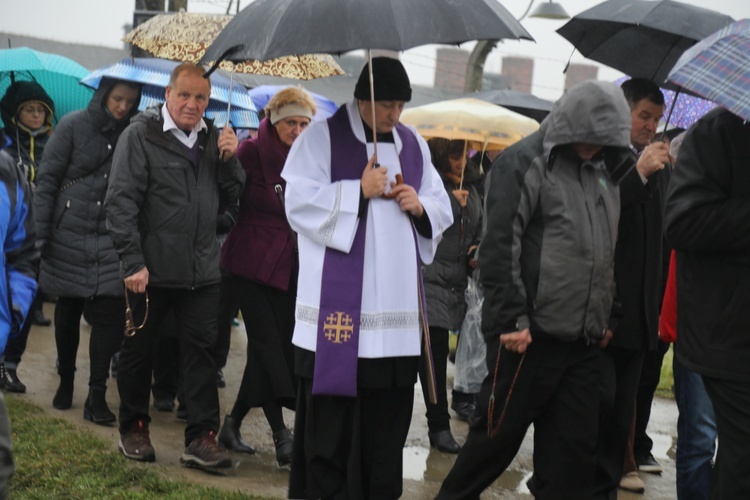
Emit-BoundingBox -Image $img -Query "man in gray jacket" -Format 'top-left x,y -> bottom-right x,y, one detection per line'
437,80 -> 633,499
104,63 -> 245,473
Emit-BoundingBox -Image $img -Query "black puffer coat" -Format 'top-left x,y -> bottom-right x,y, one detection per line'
34,78 -> 142,298
422,171 -> 483,330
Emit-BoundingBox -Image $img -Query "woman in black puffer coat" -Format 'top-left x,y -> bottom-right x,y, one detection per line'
34,77 -> 141,424
419,138 -> 483,453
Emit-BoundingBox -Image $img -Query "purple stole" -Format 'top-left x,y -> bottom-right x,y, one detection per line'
312,105 -> 423,397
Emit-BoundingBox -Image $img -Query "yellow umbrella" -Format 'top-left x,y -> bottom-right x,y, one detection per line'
400,97 -> 540,152
122,12 -> 344,80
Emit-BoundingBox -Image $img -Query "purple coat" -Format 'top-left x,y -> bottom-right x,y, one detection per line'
220,117 -> 295,291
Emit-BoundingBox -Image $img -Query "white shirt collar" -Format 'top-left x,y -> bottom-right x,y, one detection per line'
161,104 -> 207,148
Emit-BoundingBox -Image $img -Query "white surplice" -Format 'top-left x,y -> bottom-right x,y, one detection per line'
282,100 -> 453,359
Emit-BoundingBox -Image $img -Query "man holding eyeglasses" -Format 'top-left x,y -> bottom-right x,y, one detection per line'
104,63 -> 244,473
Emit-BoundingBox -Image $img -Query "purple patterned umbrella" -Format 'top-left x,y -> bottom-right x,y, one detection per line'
615,76 -> 715,129
668,19 -> 750,122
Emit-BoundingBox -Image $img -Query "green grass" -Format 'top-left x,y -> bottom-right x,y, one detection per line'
6,397 -> 264,499
656,343 -> 675,399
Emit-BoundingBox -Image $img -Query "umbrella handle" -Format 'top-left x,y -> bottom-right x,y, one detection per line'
220,64 -> 236,162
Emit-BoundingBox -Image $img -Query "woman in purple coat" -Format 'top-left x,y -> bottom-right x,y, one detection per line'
218,87 -> 316,468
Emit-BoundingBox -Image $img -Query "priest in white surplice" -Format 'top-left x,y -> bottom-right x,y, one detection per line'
283,57 -> 452,499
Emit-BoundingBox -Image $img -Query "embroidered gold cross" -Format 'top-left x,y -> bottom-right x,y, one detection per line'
324,312 -> 353,344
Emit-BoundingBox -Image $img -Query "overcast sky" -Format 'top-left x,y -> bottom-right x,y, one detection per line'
1,0 -> 747,100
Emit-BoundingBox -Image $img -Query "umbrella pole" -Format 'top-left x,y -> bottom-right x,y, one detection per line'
659,87 -> 681,141
225,63 -> 236,128
459,140 -> 469,191
368,49 -> 378,165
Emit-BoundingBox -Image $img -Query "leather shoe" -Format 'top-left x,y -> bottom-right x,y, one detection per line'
637,454 -> 663,474
451,400 -> 476,422
31,307 -> 51,326
218,416 -> 256,454
428,429 -> 461,454
216,369 -> 226,388
153,398 -> 175,412
619,471 -> 645,493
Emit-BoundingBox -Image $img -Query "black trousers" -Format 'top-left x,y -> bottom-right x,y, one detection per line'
593,346 -> 645,499
703,376 -> 750,500
151,310 -> 181,402
633,340 -> 669,459
438,335 -> 603,500
288,377 -> 414,500
418,325 -> 451,432
117,285 -> 221,446
54,296 -> 124,390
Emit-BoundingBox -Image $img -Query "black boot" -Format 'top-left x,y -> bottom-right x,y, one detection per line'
83,388 -> 116,425
52,375 -> 74,409
30,299 -> 51,326
218,416 -> 256,454
273,428 -> 293,468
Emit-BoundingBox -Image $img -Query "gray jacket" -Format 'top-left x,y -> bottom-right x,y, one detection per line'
479,81 -> 633,343
34,78 -> 141,298
104,105 -> 245,288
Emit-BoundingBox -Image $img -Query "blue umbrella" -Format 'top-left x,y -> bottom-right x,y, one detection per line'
0,47 -> 93,127
248,85 -> 339,122
81,58 -> 259,128
668,19 -> 750,122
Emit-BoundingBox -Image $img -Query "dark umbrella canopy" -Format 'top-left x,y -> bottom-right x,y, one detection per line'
200,0 -> 532,66
557,0 -> 734,87
469,89 -> 554,123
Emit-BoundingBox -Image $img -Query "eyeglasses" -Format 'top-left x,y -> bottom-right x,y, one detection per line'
124,290 -> 149,337
20,105 -> 47,116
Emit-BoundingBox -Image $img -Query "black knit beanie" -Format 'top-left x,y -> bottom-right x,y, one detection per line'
353,57 -> 412,102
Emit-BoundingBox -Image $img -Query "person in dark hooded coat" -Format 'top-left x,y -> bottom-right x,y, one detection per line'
0,80 -> 55,391
33,77 -> 141,424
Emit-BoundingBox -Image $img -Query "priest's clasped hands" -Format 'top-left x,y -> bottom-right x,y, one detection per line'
361,155 -> 424,218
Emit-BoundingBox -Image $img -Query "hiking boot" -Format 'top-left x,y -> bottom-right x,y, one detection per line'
273,428 -> 293,469
218,415 -> 256,454
119,420 -> 156,462
52,375 -> 74,410
5,368 -> 26,393
83,389 -> 116,425
180,431 -> 232,471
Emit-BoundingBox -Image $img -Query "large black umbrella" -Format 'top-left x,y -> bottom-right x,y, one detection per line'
557,0 -> 734,88
200,0 -> 532,65
469,89 -> 554,123
200,0 -> 532,159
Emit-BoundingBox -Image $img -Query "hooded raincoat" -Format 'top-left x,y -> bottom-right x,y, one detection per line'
480,80 -> 633,343
34,78 -> 142,298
